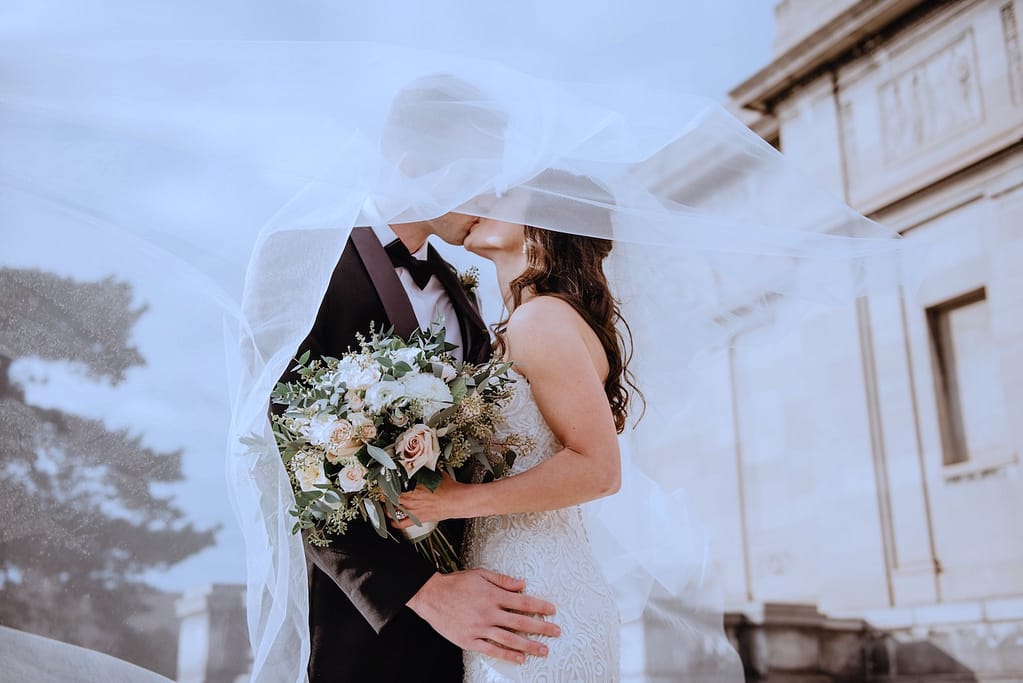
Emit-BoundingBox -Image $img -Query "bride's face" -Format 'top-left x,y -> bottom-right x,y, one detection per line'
464,218 -> 525,260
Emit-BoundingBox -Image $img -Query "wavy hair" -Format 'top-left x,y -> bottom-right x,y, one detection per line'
495,225 -> 643,433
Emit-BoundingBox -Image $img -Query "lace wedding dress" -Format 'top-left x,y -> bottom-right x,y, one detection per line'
462,375 -> 621,682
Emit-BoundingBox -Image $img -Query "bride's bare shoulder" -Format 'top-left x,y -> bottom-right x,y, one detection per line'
504,297 -> 593,363
503,296 -> 608,383
505,296 -> 584,337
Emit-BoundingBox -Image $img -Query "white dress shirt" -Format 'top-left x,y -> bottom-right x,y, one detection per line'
371,224 -> 464,362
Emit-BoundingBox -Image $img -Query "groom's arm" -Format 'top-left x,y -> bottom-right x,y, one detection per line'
304,524 -> 435,633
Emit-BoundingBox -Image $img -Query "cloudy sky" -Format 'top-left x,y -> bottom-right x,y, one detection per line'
5,3 -> 777,592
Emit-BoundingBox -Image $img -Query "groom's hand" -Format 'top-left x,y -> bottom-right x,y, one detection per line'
407,568 -> 560,664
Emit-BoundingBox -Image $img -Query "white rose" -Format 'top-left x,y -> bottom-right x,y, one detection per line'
353,366 -> 383,390
392,347 -> 422,368
307,415 -> 342,446
364,380 -> 406,412
337,463 -> 369,493
396,424 -> 441,476
335,358 -> 382,391
401,373 -> 453,419
292,453 -> 330,492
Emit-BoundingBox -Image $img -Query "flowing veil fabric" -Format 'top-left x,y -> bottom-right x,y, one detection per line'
1,4 -> 920,681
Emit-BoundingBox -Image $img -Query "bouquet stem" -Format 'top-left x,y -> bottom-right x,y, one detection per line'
403,523 -> 461,573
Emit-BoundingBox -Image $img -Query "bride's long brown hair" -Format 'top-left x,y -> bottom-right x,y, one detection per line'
494,226 -> 642,433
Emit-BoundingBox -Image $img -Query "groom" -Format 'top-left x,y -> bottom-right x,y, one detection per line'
279,75 -> 560,683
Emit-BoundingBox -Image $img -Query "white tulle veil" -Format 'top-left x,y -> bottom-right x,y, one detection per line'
1,4 -> 918,681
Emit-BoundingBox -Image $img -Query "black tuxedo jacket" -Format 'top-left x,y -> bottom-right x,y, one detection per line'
277,228 -> 490,683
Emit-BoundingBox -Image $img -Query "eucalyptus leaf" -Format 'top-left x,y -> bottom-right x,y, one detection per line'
366,444 -> 398,470
378,472 -> 401,504
239,433 -> 266,448
382,497 -> 403,526
473,451 -> 494,473
428,405 -> 458,427
364,498 -> 388,539
449,379 -> 467,403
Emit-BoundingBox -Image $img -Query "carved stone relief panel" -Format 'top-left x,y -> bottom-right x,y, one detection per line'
1002,1 -> 1023,106
879,29 -> 985,167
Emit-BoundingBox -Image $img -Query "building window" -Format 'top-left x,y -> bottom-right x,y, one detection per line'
927,288 -> 1004,467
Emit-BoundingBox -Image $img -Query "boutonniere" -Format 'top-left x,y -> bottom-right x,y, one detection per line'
458,266 -> 480,298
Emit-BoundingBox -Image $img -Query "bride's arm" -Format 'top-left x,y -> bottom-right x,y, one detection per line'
397,297 -> 621,521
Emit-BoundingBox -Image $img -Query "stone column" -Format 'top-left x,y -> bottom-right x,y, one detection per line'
175,584 -> 250,683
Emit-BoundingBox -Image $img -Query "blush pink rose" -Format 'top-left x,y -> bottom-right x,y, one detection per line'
397,424 -> 441,476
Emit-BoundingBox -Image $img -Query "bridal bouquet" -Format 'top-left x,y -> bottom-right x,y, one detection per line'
269,326 -> 523,571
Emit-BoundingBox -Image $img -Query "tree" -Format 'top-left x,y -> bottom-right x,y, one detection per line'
0,267 -> 217,677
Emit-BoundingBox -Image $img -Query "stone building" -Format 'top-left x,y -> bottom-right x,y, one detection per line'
704,0 -> 1023,679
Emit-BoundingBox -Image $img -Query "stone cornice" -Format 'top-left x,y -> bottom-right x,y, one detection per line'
729,0 -> 933,112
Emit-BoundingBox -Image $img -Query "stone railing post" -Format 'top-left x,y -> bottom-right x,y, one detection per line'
175,583 -> 250,683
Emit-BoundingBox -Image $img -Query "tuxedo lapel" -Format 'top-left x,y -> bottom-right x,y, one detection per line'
427,245 -> 491,364
349,228 -> 420,340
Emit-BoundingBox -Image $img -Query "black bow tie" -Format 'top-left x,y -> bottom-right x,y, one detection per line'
385,240 -> 443,289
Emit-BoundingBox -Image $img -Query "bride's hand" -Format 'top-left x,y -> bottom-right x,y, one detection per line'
392,473 -> 472,527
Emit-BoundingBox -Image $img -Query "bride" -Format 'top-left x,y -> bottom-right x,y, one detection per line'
396,216 -> 633,680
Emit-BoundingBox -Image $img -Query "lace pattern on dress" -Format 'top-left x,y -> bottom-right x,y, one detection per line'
462,377 -> 620,683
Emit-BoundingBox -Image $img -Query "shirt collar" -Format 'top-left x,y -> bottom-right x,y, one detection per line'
370,223 -> 429,261
371,222 -> 398,247
410,241 -> 430,260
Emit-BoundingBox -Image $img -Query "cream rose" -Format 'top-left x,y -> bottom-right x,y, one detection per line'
349,413 -> 377,442
292,453 -> 329,492
345,388 -> 365,411
337,462 -> 368,493
396,424 -> 441,476
324,419 -> 362,464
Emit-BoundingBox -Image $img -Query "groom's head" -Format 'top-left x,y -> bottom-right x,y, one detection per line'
382,74 -> 507,179
383,74 -> 508,246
